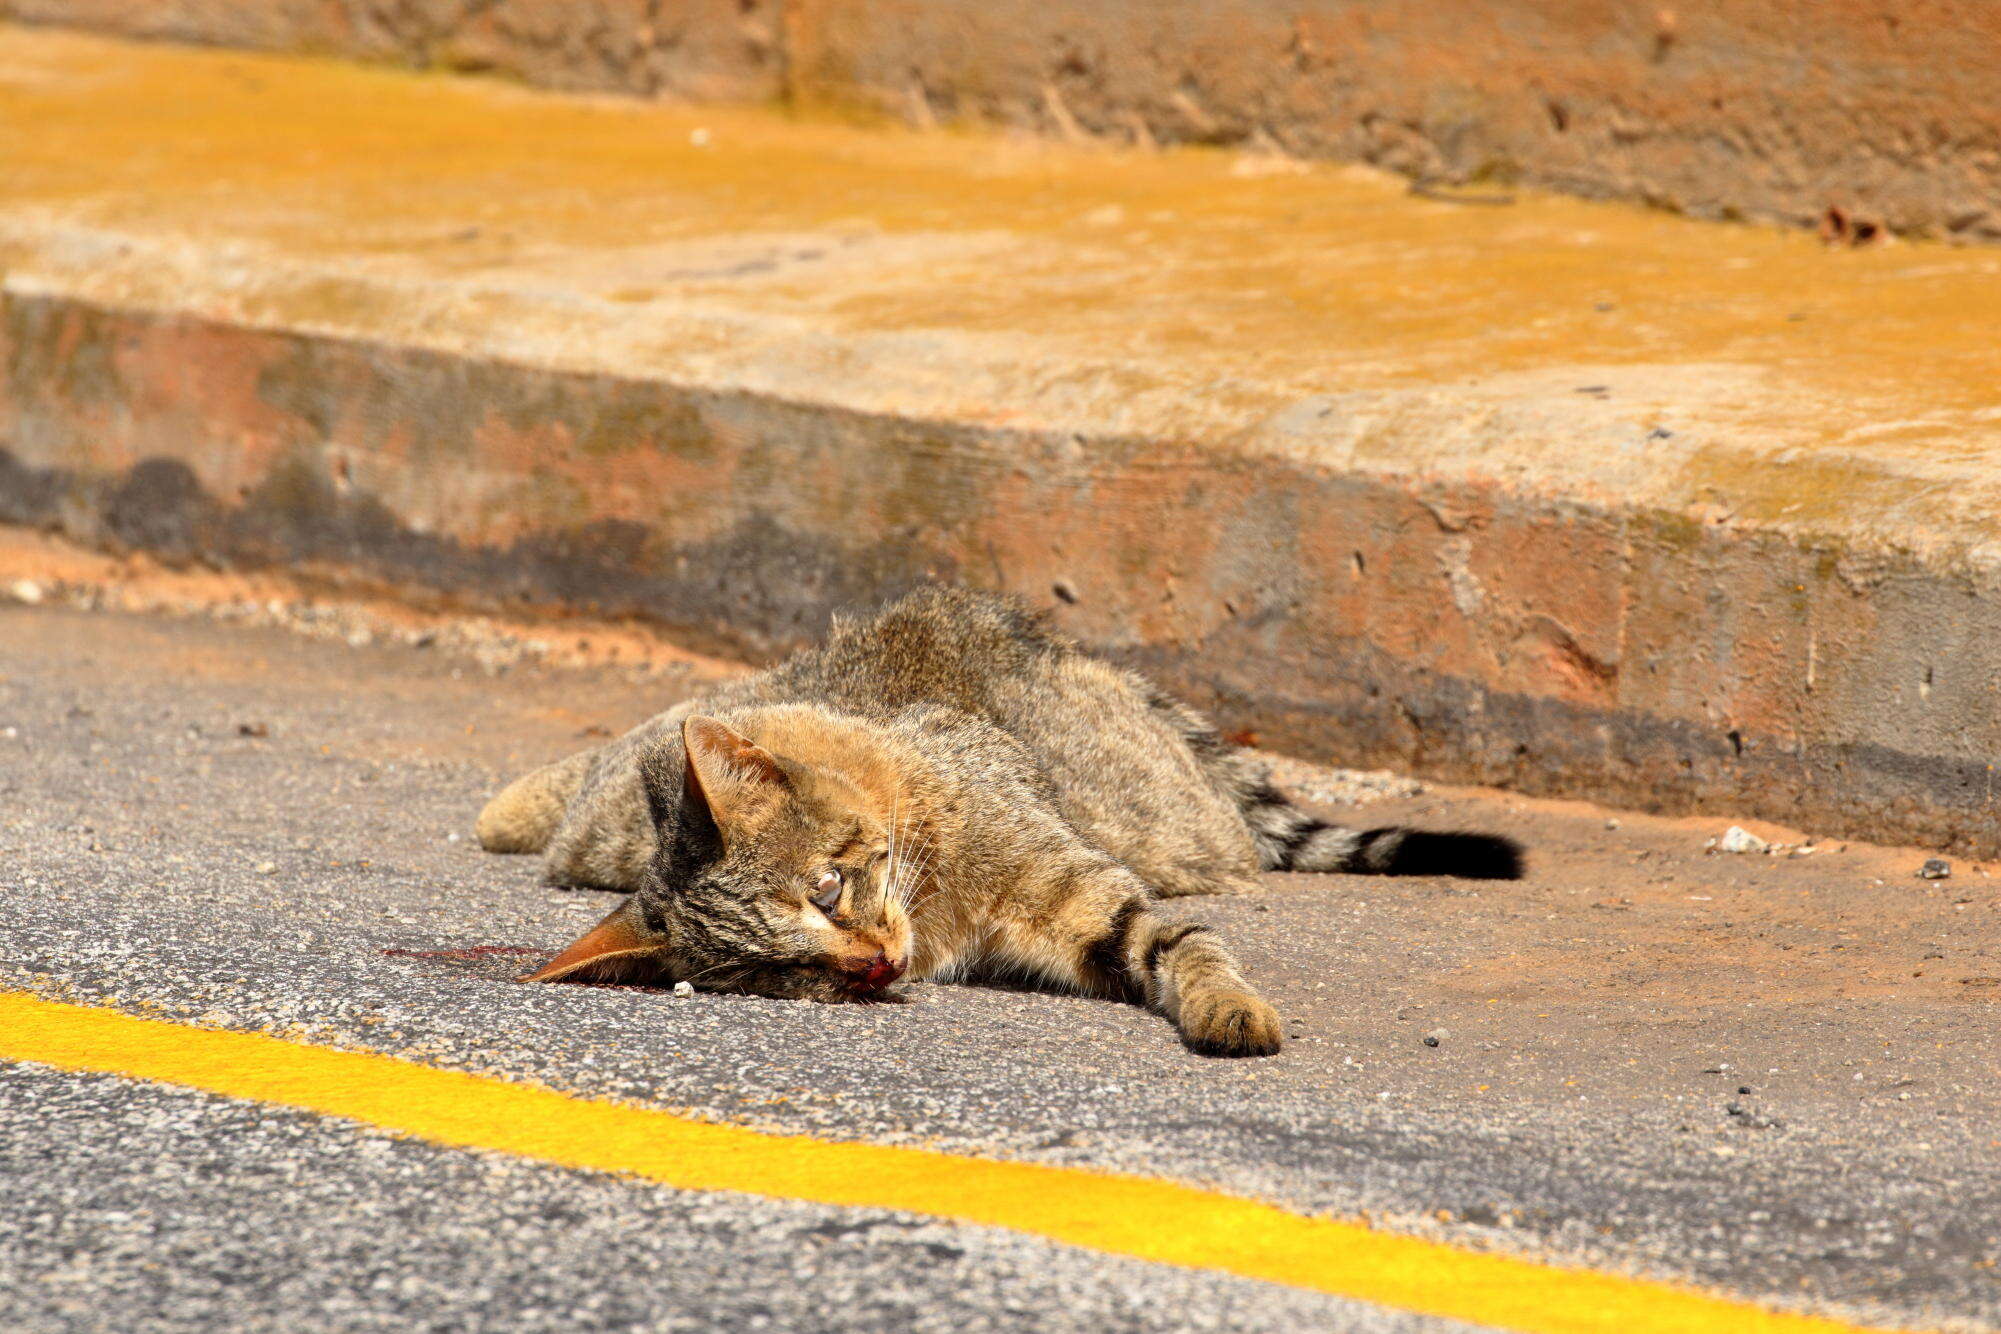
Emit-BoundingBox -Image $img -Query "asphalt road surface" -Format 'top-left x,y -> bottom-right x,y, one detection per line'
2,602 -> 1997,1332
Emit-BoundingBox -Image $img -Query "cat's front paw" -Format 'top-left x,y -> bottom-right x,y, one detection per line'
1179,990 -> 1283,1057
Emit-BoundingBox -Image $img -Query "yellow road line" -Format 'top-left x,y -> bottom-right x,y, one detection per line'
0,991 -> 1899,1334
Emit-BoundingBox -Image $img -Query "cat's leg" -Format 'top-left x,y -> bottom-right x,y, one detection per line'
978,856 -> 1283,1057
476,748 -> 596,854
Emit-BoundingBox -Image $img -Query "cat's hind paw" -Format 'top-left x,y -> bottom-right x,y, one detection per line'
1179,990 -> 1283,1057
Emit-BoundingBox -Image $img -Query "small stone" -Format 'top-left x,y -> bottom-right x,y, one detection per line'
1422,1028 -> 1448,1048
1716,826 -> 1768,855
1604,818 -> 1621,830
9,579 -> 44,605
672,981 -> 695,998
1918,858 -> 1951,880
254,862 -> 278,876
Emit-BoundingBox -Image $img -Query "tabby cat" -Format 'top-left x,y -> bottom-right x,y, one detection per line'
478,588 -> 1520,1056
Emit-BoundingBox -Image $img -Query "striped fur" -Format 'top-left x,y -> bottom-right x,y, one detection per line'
1238,778 -> 1524,879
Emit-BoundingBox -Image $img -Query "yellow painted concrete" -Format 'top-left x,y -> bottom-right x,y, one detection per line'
0,990 -> 1907,1334
1,26 -> 1999,565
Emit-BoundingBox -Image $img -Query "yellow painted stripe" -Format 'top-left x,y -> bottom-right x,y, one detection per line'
0,991 -> 1899,1334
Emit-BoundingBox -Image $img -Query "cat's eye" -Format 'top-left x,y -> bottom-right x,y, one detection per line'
810,868 -> 844,913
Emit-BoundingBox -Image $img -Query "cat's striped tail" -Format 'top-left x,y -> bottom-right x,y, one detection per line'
1243,780 -> 1524,879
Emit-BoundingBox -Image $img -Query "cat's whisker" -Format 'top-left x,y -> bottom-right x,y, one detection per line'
884,789 -> 918,914
885,808 -> 908,890
894,833 -> 935,914
675,956 -> 765,991
901,826 -> 929,889
902,860 -> 930,912
673,960 -> 734,987
894,801 -> 916,906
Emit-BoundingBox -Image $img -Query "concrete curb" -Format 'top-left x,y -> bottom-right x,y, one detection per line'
7,289 -> 1999,855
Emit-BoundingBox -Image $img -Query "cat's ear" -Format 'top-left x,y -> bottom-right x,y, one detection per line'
516,896 -> 671,984
680,715 -> 789,835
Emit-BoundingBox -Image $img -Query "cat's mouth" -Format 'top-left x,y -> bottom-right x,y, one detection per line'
838,951 -> 906,998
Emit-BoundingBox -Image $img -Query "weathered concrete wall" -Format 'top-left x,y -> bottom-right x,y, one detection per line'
6,0 -> 2001,240
8,291 -> 2001,855
788,0 -> 2001,242
0,0 -> 781,99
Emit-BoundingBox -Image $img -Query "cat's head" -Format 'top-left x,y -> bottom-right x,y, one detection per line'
520,712 -> 916,1001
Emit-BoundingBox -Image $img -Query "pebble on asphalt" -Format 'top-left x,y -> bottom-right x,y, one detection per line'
672,981 -> 695,998
1422,1028 -> 1448,1048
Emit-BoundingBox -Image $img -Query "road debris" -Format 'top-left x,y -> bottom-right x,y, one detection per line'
1712,827 -> 1768,855
1703,827 -> 1832,859
1725,1100 -> 1782,1131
